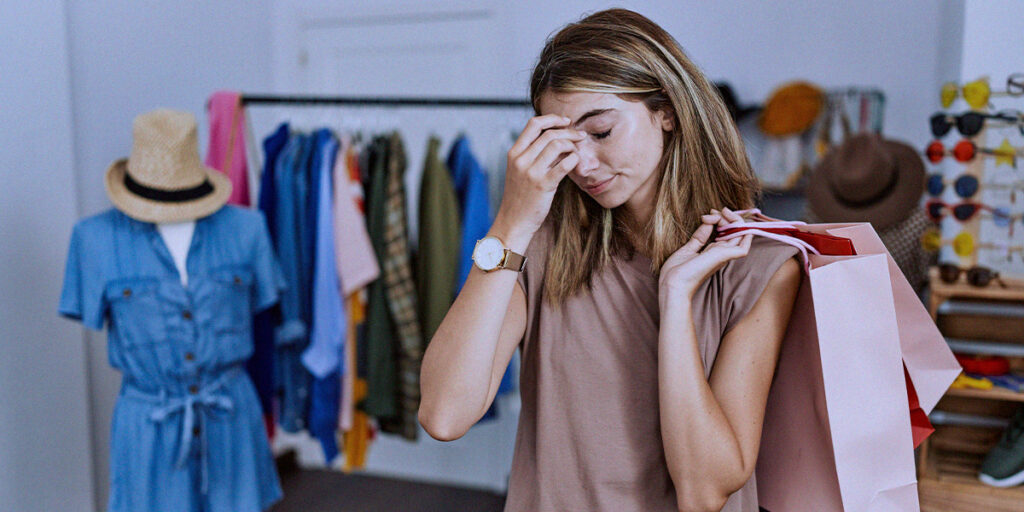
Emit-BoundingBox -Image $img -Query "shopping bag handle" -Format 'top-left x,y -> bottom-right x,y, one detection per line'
733,208 -> 808,225
715,208 -> 817,271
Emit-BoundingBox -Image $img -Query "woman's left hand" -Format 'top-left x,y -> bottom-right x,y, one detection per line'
658,207 -> 753,306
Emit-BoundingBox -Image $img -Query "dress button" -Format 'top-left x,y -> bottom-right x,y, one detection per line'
122,288 -> 132,297
192,426 -> 201,436
184,352 -> 195,361
188,385 -> 199,394
182,310 -> 193,320
233,276 -> 242,284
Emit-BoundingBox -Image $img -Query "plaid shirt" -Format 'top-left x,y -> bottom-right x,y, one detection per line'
378,132 -> 424,440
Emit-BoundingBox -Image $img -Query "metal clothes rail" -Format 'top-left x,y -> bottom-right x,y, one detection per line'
240,94 -> 533,109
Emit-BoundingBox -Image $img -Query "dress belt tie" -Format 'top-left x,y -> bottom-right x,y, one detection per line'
122,369 -> 237,494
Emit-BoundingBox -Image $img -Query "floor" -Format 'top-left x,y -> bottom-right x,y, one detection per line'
269,454 -> 507,512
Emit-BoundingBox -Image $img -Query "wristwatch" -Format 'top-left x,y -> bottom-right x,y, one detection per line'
472,236 -> 527,273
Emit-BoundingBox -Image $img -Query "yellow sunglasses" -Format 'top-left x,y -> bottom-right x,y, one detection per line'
941,75 -> 1024,109
921,228 -> 1024,259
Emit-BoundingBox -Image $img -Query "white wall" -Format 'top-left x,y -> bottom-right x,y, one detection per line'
961,0 -> 1024,81
950,0 -> 1024,276
67,0 -> 274,218
0,2 -> 94,511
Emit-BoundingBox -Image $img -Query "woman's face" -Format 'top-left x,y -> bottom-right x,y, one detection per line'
537,91 -> 673,218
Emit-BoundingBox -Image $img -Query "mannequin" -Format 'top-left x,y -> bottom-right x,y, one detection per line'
156,220 -> 195,286
59,110 -> 284,511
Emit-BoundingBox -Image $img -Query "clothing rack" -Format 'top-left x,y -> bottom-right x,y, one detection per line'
240,94 -> 532,108
741,86 -> 885,114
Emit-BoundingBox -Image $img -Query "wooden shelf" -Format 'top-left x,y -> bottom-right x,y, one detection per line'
919,473 -> 1024,511
945,386 -> 1024,403
928,267 -> 1024,322
929,272 -> 1024,299
918,425 -> 1024,511
919,268 -> 1024,509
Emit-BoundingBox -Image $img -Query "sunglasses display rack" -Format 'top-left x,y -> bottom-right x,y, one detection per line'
917,73 -> 1024,512
924,73 -> 1024,278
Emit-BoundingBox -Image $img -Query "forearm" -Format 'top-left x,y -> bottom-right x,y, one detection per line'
658,296 -> 746,510
418,219 -> 531,439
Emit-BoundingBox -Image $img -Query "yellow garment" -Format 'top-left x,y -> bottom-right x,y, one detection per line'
950,373 -> 993,390
342,380 -> 371,472
338,293 -> 360,432
341,290 -> 373,472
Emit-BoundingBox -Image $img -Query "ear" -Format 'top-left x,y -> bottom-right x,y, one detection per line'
656,109 -> 674,132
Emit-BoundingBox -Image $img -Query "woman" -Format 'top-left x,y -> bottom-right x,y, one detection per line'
419,8 -> 801,512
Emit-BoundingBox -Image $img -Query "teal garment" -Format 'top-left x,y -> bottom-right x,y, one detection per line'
58,206 -> 284,512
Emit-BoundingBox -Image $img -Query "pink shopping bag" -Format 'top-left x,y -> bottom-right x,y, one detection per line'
718,211 -> 961,512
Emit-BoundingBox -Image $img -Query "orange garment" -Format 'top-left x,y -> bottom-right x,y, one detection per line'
342,290 -> 373,471
338,141 -> 375,471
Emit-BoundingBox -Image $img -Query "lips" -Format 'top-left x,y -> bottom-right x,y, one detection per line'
583,176 -> 615,194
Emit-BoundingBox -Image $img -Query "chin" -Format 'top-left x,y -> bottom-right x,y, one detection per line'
592,196 -> 618,209
591,191 -> 628,209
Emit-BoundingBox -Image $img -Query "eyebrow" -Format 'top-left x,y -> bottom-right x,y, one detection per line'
572,108 -> 615,127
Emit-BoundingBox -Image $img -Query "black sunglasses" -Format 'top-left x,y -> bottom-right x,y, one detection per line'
930,111 -> 1024,138
938,263 -> 1007,288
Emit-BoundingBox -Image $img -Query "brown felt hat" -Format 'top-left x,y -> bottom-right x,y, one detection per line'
105,109 -> 231,223
807,133 -> 925,231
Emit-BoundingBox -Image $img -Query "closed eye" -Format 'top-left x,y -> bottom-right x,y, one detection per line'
593,130 -> 611,140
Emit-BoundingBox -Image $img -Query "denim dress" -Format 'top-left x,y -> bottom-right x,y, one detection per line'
59,206 -> 285,511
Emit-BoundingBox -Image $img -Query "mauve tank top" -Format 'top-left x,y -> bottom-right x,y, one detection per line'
505,223 -> 800,512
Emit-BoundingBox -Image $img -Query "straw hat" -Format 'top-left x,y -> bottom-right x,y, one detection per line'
806,133 -> 925,231
759,81 -> 825,136
105,109 -> 231,223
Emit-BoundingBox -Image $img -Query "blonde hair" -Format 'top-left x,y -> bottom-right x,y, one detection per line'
530,8 -> 761,303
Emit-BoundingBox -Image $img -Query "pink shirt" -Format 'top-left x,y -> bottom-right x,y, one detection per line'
205,91 -> 250,206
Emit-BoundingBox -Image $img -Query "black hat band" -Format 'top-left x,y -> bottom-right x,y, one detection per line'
124,172 -> 214,202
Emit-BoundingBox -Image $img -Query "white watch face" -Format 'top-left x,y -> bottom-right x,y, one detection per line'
474,237 -> 505,270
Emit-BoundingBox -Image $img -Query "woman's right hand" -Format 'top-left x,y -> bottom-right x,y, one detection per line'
493,114 -> 587,245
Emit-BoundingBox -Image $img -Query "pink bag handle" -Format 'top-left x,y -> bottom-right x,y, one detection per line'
714,208 -> 817,271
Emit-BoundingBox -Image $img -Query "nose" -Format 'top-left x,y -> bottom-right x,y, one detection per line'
571,145 -> 600,177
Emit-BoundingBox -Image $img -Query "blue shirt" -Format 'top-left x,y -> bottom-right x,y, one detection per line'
273,133 -> 313,433
303,129 -> 345,378
58,206 -> 285,512
447,135 -> 493,293
249,122 -> 290,420
275,133 -> 309,345
303,128 -> 345,462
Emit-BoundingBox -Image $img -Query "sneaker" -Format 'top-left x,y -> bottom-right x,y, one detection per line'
979,406 -> 1024,487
